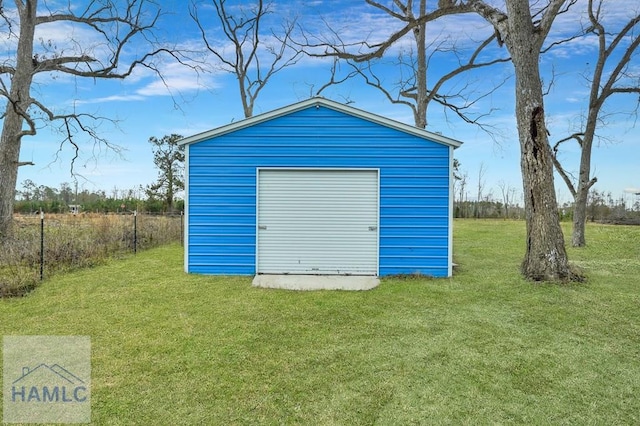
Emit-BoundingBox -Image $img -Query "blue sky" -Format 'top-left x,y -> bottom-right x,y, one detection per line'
12,0 -> 640,206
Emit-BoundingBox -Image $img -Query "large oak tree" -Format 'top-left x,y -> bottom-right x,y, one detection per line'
465,0 -> 579,281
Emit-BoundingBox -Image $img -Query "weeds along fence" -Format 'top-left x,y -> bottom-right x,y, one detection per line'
0,212 -> 183,298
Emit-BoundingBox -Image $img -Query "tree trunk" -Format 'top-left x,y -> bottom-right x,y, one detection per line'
506,0 -> 575,281
167,168 -> 175,213
570,101 -> 599,247
0,122 -> 22,239
0,1 -> 37,240
414,0 -> 428,129
572,188 -> 588,246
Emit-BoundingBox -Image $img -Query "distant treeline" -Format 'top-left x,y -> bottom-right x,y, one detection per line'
14,180 -> 183,214
455,189 -> 640,224
14,180 -> 639,223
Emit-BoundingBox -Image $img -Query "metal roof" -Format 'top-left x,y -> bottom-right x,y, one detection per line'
178,97 -> 463,148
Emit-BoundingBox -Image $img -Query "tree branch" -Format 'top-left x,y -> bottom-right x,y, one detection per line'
551,156 -> 577,199
313,58 -> 360,96
303,2 -> 477,63
30,1 -> 177,81
427,33 -> 510,103
191,0 -> 301,117
538,0 -> 578,39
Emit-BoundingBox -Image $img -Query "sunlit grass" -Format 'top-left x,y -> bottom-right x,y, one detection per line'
1,220 -> 639,424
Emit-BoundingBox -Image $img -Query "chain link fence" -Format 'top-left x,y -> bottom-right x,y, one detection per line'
0,212 -> 183,297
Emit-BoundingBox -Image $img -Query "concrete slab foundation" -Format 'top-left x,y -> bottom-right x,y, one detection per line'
252,274 -> 380,291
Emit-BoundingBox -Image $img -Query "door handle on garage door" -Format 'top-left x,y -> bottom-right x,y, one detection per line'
368,226 -> 377,231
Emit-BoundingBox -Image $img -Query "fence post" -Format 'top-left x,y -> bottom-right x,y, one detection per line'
180,210 -> 184,247
40,211 -> 44,281
133,210 -> 137,254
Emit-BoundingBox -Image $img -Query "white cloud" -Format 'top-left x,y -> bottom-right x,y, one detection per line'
136,58 -> 222,95
75,94 -> 145,105
136,72 -> 215,97
72,56 -> 222,105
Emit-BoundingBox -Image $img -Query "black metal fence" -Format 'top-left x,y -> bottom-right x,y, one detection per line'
0,212 -> 183,297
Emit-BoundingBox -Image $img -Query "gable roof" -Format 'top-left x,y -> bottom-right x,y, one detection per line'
13,364 -> 85,385
179,97 -> 463,148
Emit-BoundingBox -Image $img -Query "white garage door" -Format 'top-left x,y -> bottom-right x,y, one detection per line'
257,169 -> 379,275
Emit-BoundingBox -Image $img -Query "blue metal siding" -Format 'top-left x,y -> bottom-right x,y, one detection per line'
187,106 -> 452,277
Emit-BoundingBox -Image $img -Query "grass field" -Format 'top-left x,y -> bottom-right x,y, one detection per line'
1,219 -> 639,424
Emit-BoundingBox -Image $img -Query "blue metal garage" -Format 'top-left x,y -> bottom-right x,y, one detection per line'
180,97 -> 462,278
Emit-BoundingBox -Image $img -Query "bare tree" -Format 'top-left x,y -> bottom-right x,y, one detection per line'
475,162 -> 486,218
0,0 -> 188,240
466,0 -> 579,281
551,0 -> 640,247
190,0 -> 302,118
458,171 -> 469,218
452,158 -> 461,198
452,158 -> 465,217
498,180 -> 517,219
301,0 -> 510,130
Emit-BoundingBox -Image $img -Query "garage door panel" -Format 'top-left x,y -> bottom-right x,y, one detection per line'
257,169 -> 378,275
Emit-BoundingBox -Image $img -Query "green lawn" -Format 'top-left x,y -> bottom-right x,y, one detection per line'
2,219 -> 639,424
